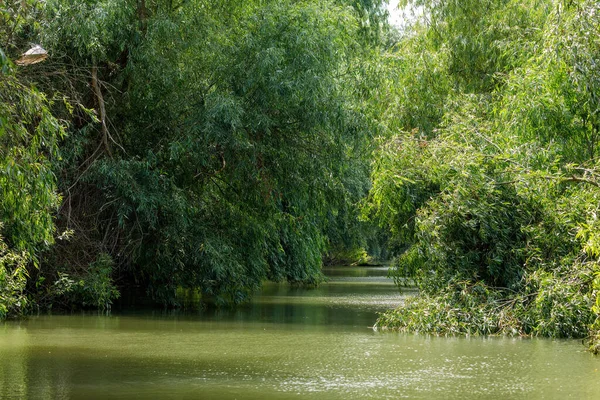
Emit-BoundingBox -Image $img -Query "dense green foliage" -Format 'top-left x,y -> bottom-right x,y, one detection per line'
0,40 -> 65,317
2,0 -> 600,354
1,0 -> 386,312
370,0 -> 600,351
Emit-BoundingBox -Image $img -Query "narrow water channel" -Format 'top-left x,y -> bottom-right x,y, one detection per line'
1,266 -> 599,399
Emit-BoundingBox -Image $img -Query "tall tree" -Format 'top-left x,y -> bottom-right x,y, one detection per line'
31,0 -> 381,305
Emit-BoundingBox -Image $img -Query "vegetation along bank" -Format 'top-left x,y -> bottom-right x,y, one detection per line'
2,0 -> 600,352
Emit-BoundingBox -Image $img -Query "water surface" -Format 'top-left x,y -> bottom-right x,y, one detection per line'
1,266 -> 599,399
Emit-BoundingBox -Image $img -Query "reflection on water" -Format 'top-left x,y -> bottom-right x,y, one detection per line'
1,266 -> 599,399
321,266 -> 390,277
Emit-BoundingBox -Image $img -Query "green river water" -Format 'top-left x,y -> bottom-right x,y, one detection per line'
1,266 -> 600,399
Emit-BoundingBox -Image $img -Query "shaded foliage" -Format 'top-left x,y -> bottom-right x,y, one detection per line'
0,0 -> 386,309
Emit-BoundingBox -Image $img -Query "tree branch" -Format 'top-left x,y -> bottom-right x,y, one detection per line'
91,65 -> 112,157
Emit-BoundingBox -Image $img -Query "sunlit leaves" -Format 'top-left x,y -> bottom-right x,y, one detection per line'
370,0 -> 600,343
0,50 -> 64,318
500,0 -> 600,161
0,73 -> 63,255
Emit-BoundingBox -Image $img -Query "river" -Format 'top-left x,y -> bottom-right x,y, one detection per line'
1,266 -> 600,399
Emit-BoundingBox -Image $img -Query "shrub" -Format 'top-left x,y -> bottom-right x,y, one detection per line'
71,253 -> 120,310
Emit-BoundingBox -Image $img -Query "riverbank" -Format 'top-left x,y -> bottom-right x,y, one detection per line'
375,272 -> 600,353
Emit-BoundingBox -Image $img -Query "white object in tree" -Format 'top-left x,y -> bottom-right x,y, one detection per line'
16,45 -> 48,66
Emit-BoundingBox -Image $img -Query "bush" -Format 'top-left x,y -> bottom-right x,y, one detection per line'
368,0 -> 600,350
71,253 -> 120,310
375,282 -> 511,336
0,237 -> 28,319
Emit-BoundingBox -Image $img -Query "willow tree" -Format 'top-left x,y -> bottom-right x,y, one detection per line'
0,48 -> 64,318
27,0 -> 382,305
370,0 -> 600,348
